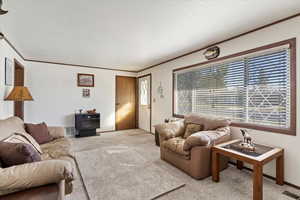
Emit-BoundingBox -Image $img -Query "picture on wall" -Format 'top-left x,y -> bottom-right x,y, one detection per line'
5,58 -> 13,86
77,73 -> 94,87
82,89 -> 90,98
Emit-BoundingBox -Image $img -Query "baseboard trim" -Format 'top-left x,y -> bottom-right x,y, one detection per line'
228,161 -> 300,190
97,130 -> 116,134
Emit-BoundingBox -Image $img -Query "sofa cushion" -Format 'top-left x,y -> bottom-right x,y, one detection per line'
183,126 -> 231,151
48,127 -> 66,139
0,142 -> 41,168
25,122 -> 54,145
41,138 -> 73,160
0,160 -> 74,195
162,137 -> 190,159
154,120 -> 185,140
185,114 -> 231,131
183,123 -> 203,138
0,117 -> 27,141
4,133 -> 43,154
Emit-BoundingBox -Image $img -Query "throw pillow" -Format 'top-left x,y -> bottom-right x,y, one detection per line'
185,114 -> 231,131
25,122 -> 53,144
183,123 -> 203,138
4,133 -> 43,154
154,121 -> 185,140
0,142 -> 41,168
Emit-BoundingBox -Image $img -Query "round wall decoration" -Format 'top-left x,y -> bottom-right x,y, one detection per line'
203,46 -> 220,60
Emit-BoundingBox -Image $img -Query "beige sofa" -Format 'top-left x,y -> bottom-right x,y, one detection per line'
0,117 -> 75,198
155,114 -> 231,179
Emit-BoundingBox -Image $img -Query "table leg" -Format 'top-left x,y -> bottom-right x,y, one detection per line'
276,154 -> 284,185
237,160 -> 244,170
253,164 -> 263,200
212,151 -> 220,182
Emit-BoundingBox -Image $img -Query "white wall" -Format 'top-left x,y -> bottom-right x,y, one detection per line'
138,16 -> 300,186
1,37 -> 136,131
0,39 -> 25,119
24,62 -> 136,131
2,13 -> 300,186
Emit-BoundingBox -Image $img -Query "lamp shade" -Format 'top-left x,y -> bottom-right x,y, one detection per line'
5,86 -> 33,101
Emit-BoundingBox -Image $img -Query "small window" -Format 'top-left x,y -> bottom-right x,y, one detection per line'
140,80 -> 148,105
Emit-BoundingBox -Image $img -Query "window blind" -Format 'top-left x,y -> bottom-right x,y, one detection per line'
174,48 -> 290,129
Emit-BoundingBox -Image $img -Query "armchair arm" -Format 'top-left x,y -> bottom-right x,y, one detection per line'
48,127 -> 66,139
154,120 -> 185,141
183,126 -> 231,151
0,160 -> 73,192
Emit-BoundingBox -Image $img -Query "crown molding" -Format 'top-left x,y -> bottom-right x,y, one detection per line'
2,35 -> 138,73
137,12 -> 300,73
3,36 -> 25,60
2,12 -> 300,73
24,58 -> 138,73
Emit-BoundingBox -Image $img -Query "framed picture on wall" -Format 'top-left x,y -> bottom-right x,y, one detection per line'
77,73 -> 94,87
82,88 -> 90,98
5,58 -> 13,86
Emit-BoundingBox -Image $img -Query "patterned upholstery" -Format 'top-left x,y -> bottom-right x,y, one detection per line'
162,137 -> 190,159
0,117 -> 74,197
158,114 -> 231,179
41,138 -> 74,160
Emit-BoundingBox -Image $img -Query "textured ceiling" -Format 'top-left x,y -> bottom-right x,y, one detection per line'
1,0 -> 300,71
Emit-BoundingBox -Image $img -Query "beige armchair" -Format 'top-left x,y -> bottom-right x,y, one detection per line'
155,114 -> 231,179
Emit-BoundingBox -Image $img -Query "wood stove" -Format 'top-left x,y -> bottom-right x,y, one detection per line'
75,113 -> 100,137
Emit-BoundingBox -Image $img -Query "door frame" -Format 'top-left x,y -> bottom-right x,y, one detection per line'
137,73 -> 152,133
14,59 -> 25,120
115,75 -> 137,131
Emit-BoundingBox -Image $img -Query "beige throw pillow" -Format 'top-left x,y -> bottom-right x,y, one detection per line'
154,121 -> 185,140
183,126 -> 231,151
4,133 -> 43,154
183,123 -> 203,138
185,114 -> 231,131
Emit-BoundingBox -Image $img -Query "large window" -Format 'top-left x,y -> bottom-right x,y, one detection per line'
173,39 -> 296,135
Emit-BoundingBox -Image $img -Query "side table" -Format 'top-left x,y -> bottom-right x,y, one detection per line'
211,139 -> 284,200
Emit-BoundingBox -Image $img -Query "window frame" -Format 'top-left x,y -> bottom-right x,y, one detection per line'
172,38 -> 297,136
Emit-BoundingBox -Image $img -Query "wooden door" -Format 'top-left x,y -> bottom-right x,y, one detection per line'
14,60 -> 25,120
115,76 -> 137,130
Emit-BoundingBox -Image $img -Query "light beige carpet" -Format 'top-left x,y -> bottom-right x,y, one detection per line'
67,129 -> 299,200
76,147 -> 185,200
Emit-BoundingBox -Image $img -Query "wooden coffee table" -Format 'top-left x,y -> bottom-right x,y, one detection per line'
211,139 -> 284,200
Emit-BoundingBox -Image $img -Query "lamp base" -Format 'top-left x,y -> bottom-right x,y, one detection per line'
0,9 -> 8,15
